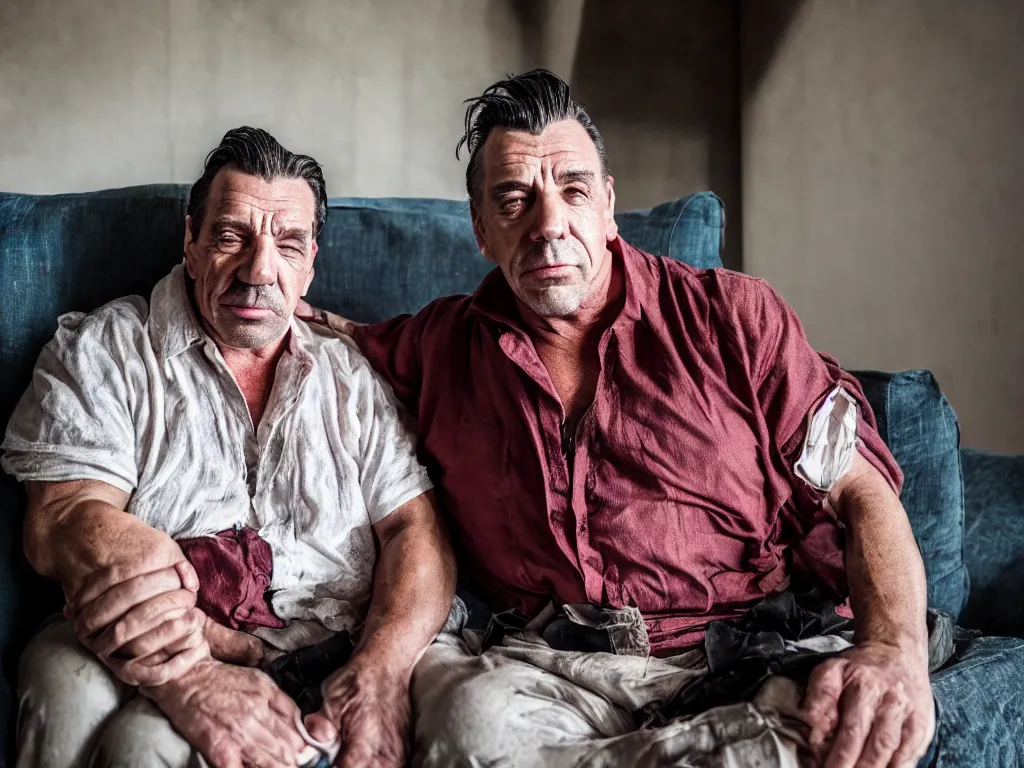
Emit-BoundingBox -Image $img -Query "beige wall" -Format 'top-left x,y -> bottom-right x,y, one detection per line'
743,0 -> 1024,452
0,0 -> 528,198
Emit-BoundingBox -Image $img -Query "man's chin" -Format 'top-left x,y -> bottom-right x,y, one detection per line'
214,317 -> 290,351
520,289 -> 586,319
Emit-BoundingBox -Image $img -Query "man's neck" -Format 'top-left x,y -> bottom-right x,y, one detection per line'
216,334 -> 289,429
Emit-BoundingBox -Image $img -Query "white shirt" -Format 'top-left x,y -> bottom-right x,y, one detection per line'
2,264 -> 433,650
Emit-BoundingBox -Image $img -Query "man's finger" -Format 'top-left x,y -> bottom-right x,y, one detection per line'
825,677 -> 885,768
239,719 -> 301,768
175,559 -> 200,591
857,693 -> 909,768
254,705 -> 307,758
118,606 -> 206,660
121,639 -> 210,687
304,712 -> 339,747
802,659 -> 845,751
88,588 -> 197,657
888,708 -> 934,768
75,567 -> 183,636
66,549 -> 185,617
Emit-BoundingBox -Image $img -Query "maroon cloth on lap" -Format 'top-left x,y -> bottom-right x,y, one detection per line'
354,237 -> 903,656
177,527 -> 285,631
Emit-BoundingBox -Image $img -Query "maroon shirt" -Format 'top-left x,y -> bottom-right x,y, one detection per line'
356,237 -> 902,654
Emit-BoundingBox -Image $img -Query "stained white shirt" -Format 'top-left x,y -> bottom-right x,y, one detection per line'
2,264 -> 433,650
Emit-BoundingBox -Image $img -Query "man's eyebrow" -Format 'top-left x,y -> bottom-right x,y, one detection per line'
556,169 -> 596,186
275,228 -> 311,242
211,216 -> 250,231
489,180 -> 531,199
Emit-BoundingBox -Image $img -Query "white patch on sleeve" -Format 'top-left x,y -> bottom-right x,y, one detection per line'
794,386 -> 859,492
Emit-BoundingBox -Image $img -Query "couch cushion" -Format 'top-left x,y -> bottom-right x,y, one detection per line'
959,448 -> 1024,636
851,370 -> 969,617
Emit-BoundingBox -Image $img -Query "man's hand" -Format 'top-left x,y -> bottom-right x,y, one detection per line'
304,654 -> 411,768
144,658 -> 307,768
802,641 -> 934,768
65,538 -> 211,686
294,299 -> 362,336
27,479 -> 211,686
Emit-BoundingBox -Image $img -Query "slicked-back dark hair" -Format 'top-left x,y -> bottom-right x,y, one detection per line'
187,126 -> 328,239
456,69 -> 608,203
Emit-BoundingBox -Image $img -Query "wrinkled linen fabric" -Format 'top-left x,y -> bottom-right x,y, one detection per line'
2,264 -> 433,651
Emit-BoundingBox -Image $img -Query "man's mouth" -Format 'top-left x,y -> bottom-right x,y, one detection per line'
222,305 -> 278,320
522,264 -> 575,279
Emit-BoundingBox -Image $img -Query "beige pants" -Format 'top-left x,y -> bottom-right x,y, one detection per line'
411,631 -> 812,768
16,619 -> 201,768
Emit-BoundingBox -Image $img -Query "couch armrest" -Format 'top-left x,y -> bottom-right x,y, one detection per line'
959,448 -> 1024,637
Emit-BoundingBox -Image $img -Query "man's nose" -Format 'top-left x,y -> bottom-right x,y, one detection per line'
237,235 -> 276,285
530,190 -> 568,243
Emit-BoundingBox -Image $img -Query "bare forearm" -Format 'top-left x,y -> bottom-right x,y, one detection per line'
24,481 -> 171,595
356,495 -> 456,681
834,457 -> 928,655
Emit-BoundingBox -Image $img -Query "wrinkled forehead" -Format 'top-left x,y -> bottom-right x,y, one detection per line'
205,168 -> 316,232
481,120 -> 603,181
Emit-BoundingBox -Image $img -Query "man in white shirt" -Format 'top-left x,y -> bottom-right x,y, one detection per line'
1,127 -> 456,768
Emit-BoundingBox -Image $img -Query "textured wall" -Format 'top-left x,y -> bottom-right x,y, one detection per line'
0,0 -> 527,198
743,0 -> 1024,452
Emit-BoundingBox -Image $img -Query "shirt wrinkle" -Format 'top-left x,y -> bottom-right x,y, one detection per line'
2,264 -> 433,651
358,238 -> 903,655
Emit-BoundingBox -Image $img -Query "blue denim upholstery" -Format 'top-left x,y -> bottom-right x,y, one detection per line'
852,370 -> 970,618
959,448 -> 1024,637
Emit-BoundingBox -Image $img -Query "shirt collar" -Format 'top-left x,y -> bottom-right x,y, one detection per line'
148,263 -> 205,362
148,263 -> 316,373
468,235 -> 646,329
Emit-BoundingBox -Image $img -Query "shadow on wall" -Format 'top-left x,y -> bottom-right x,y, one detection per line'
565,0 -> 743,271
739,0 -> 808,111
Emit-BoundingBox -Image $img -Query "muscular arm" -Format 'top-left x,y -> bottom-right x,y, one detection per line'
25,479 -> 265,680
802,453 -> 933,768
830,453 -> 928,660
25,479 -> 186,594
357,489 -> 457,677
307,490 -> 457,767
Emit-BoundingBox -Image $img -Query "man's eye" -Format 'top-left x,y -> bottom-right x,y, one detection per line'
217,233 -> 242,248
565,188 -> 589,202
499,198 -> 525,216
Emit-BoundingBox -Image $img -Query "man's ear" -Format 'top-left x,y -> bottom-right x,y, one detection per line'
301,243 -> 318,297
604,175 -> 619,242
183,215 -> 199,278
470,202 -> 494,263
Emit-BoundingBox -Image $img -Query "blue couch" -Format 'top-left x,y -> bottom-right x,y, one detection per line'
1,186 -> 1021,764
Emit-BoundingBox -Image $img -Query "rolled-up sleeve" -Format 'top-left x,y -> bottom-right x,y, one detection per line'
1,304 -> 142,493
723,276 -> 903,512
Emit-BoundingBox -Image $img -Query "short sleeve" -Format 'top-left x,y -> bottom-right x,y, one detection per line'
350,361 -> 434,524
1,303 -> 144,493
723,276 -> 903,508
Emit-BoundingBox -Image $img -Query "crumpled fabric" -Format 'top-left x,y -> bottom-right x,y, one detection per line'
655,590 -> 968,723
177,526 -> 285,632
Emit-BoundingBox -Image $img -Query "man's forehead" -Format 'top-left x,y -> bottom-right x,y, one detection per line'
483,120 -> 602,174
207,168 -> 315,225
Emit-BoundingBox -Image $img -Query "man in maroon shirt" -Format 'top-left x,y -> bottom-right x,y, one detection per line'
303,71 -> 1023,767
